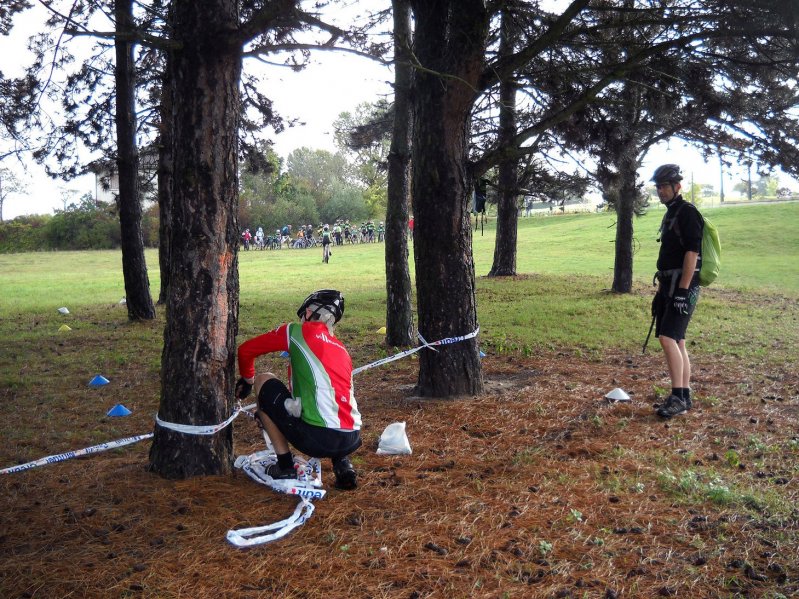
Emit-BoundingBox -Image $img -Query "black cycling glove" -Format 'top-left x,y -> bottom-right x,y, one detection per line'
235,377 -> 253,399
672,288 -> 690,315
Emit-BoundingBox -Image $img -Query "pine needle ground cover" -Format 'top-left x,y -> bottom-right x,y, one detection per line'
1,204 -> 797,598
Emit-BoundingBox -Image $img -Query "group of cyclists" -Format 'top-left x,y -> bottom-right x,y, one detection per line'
240,220 -> 386,255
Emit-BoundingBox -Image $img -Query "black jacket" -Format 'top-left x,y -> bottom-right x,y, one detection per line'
657,195 -> 704,272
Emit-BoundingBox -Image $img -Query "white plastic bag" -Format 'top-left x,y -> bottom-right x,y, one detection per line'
376,421 -> 412,455
284,397 -> 302,418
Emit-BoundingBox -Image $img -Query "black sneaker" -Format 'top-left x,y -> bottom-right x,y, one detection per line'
332,457 -> 357,490
265,463 -> 296,480
656,394 -> 691,418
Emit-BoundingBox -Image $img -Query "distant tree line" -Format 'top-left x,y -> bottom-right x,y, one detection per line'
237,117 -> 388,234
0,161 -> 789,254
1,196 -> 119,253
0,115 -> 389,252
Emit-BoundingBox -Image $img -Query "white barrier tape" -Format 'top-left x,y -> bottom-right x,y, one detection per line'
2,328 -> 479,477
226,499 -> 315,548
154,402 -> 257,436
429,327 -> 480,346
1,328 -> 480,545
353,327 -> 479,375
235,450 -> 325,498
228,451 -> 325,546
0,433 -> 154,475
352,343 -> 427,375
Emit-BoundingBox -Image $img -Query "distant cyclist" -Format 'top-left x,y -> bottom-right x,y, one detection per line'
321,224 -> 332,263
344,222 -> 352,244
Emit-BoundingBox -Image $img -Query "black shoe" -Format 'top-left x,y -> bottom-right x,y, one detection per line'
265,463 -> 296,480
656,394 -> 691,418
332,457 -> 357,490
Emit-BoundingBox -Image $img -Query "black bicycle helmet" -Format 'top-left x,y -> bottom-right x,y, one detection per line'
297,289 -> 345,323
651,164 -> 683,184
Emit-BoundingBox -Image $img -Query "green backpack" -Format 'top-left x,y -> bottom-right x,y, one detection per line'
671,204 -> 721,286
698,216 -> 721,286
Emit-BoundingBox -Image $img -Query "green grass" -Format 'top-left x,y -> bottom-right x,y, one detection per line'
480,202 -> 799,293
1,202 -> 797,364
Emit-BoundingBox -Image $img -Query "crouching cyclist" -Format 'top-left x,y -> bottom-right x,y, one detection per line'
235,290 -> 361,490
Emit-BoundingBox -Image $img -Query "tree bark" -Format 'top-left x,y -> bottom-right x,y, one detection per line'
488,7 -> 519,278
384,0 -> 414,347
149,0 -> 241,478
611,154 -> 639,293
409,0 -> 487,397
156,57 -> 174,306
115,0 -> 155,320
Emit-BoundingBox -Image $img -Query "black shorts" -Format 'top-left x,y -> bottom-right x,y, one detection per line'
654,285 -> 700,342
257,378 -> 361,459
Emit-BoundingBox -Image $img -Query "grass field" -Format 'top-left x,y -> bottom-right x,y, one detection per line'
2,202 -> 797,362
1,202 -> 798,598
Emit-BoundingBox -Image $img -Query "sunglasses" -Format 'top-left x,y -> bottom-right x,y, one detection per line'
655,183 -> 675,189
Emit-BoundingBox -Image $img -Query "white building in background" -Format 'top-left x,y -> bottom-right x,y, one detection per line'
88,146 -> 159,205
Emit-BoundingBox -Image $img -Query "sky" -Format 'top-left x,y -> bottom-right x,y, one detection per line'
1,3 -> 796,220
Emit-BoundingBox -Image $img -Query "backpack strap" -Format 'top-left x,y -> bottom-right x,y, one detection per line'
654,268 -> 683,298
659,202 -> 702,277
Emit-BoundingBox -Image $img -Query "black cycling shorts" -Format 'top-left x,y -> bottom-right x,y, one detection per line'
257,378 -> 361,459
654,285 -> 700,342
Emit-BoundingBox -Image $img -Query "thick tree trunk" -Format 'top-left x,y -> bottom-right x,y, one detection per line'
156,60 -> 174,306
409,0 -> 487,397
385,0 -> 414,347
611,158 -> 639,293
115,0 -> 155,320
488,8 -> 518,278
149,0 -> 241,478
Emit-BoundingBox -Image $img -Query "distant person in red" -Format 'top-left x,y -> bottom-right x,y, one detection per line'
408,216 -> 414,240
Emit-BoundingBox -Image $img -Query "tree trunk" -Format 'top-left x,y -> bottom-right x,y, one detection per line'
488,7 -> 518,277
611,157 -> 639,293
157,58 -> 174,306
149,0 -> 241,478
115,0 -> 155,320
409,0 -> 487,397
385,0 -> 414,347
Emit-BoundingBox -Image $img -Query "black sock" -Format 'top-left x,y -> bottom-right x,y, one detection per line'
277,452 -> 294,470
683,388 -> 691,402
675,388 -> 687,401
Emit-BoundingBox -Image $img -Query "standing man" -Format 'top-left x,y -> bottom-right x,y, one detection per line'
651,164 -> 704,418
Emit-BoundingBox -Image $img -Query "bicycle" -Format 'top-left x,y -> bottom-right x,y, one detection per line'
322,242 -> 331,263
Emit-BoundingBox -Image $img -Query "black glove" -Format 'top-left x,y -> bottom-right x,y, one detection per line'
235,377 -> 253,399
672,288 -> 690,315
